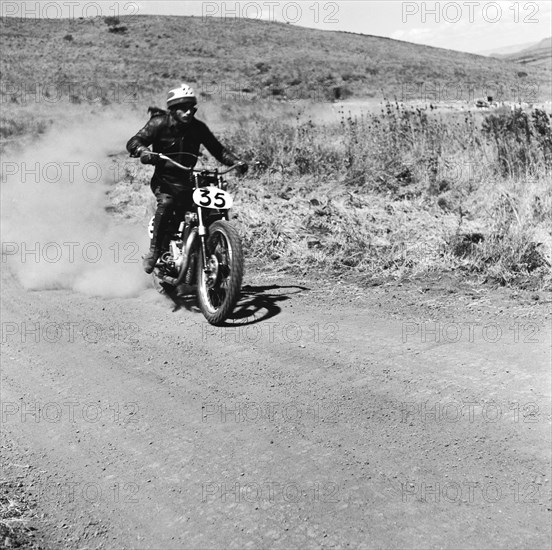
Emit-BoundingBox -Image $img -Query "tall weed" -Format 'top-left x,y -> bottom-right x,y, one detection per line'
226,102 -> 551,287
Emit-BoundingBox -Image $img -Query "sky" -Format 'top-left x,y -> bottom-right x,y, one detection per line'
4,1 -> 552,54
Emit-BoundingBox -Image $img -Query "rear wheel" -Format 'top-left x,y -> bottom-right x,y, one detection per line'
197,221 -> 243,325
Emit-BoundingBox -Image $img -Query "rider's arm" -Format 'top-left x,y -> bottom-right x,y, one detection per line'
126,118 -> 161,157
197,120 -> 241,166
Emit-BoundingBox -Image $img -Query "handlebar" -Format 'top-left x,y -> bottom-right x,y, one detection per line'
154,152 -> 242,175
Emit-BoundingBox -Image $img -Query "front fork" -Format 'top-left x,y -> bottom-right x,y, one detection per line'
197,205 -> 209,268
197,206 -> 218,288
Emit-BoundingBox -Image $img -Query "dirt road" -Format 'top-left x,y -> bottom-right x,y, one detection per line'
1,265 -> 550,549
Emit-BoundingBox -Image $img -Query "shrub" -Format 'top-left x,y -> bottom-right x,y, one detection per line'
108,26 -> 128,34
332,86 -> 353,100
104,16 -> 120,26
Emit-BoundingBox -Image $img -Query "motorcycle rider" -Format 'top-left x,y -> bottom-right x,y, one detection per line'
126,83 -> 248,273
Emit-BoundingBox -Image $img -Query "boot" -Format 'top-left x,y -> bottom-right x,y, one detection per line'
142,247 -> 160,274
146,194 -> 174,274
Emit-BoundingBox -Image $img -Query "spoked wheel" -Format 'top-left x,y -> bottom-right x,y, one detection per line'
197,220 -> 244,325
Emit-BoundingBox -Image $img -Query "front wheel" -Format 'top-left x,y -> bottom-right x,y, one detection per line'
197,220 -> 243,325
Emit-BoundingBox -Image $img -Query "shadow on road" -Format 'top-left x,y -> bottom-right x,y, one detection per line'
224,283 -> 310,325
163,283 -> 310,324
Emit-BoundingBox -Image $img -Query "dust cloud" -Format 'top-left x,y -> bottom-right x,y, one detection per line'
1,110 -> 151,298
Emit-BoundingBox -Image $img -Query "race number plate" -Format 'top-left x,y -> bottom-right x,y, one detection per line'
192,187 -> 233,210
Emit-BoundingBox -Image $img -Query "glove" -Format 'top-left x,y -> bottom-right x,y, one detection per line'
236,161 -> 248,175
139,149 -> 160,165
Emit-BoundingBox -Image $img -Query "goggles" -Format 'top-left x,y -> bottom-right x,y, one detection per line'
172,104 -> 197,115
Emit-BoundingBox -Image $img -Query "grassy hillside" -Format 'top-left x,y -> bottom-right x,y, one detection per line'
1,15 -> 550,105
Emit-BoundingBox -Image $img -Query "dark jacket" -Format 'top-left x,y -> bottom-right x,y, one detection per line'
126,107 -> 240,190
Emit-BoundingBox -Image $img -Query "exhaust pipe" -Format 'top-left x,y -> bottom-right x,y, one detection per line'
161,228 -> 198,287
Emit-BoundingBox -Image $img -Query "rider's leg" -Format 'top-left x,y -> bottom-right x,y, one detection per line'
173,187 -> 194,228
144,191 -> 175,273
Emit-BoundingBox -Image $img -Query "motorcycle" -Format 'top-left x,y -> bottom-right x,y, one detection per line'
143,152 -> 244,326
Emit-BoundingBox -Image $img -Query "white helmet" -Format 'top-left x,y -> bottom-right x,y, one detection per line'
166,83 -> 197,109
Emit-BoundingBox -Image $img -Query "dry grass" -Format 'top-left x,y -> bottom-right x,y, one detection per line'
3,97 -> 550,290
217,101 -> 552,289
0,484 -> 38,549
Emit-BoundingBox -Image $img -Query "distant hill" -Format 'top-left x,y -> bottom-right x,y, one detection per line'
1,16 -> 550,104
490,37 -> 551,69
479,41 -> 537,57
